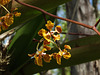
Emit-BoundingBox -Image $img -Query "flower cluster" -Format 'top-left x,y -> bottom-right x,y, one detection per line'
28,20 -> 71,67
0,7 -> 21,32
0,0 -> 10,5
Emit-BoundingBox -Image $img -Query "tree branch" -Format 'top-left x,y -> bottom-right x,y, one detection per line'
15,0 -> 100,35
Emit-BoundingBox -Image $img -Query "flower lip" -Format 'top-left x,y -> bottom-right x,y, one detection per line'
38,28 -> 47,36
43,54 -> 51,63
55,26 -> 62,33
43,40 -> 50,45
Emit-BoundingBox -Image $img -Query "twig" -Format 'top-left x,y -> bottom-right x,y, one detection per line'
94,19 -> 100,27
33,38 -> 39,42
62,0 -> 79,44
61,32 -> 93,36
15,0 -> 100,35
42,13 -> 47,24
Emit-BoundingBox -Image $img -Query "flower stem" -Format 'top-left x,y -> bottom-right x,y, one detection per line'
36,38 -> 44,51
50,40 -> 62,51
0,4 -> 10,13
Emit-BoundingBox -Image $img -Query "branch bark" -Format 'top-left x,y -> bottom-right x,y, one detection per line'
15,0 -> 100,35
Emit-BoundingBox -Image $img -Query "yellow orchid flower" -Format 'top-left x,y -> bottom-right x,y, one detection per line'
45,20 -> 54,31
43,54 -> 52,63
38,28 -> 47,36
38,28 -> 51,42
43,32 -> 51,42
63,52 -> 71,59
34,55 -> 43,67
56,53 -> 62,65
3,13 -> 14,27
28,20 -> 71,66
0,0 -> 10,5
14,12 -> 21,17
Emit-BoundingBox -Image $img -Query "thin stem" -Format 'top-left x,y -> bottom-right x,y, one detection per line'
42,13 -> 47,24
50,40 -> 62,51
0,4 -> 10,13
36,38 -> 44,51
36,42 -> 40,51
94,19 -> 100,27
62,0 -> 79,44
61,32 -> 93,36
33,38 -> 39,42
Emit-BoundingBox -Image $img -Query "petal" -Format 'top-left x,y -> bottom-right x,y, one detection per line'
43,32 -> 51,42
4,14 -> 14,26
43,45 -> 51,51
43,54 -> 51,63
43,40 -> 50,45
62,49 -> 67,53
0,28 -> 1,32
14,12 -> 21,17
56,54 -> 62,65
63,52 -> 71,59
35,55 -> 43,67
2,24 -> 9,30
64,45 -> 71,50
45,20 -> 54,31
52,35 -> 60,41
58,51 -> 63,56
55,26 -> 62,33
41,48 -> 47,52
53,53 -> 57,59
28,53 -> 35,57
38,29 -> 46,36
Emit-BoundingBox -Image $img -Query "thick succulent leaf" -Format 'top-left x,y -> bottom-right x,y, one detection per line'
8,8 -> 56,74
14,35 -> 100,75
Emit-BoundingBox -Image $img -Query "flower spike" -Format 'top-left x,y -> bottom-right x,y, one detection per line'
0,7 -> 21,32
28,20 -> 71,66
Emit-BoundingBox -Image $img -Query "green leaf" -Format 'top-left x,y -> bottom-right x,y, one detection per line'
9,0 -> 71,29
8,8 -> 57,74
15,35 -> 100,75
8,15 -> 44,72
0,0 -> 71,34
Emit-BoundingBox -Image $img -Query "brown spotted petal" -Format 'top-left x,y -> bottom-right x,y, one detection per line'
43,54 -> 51,63
55,26 -> 62,33
45,20 -> 54,31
